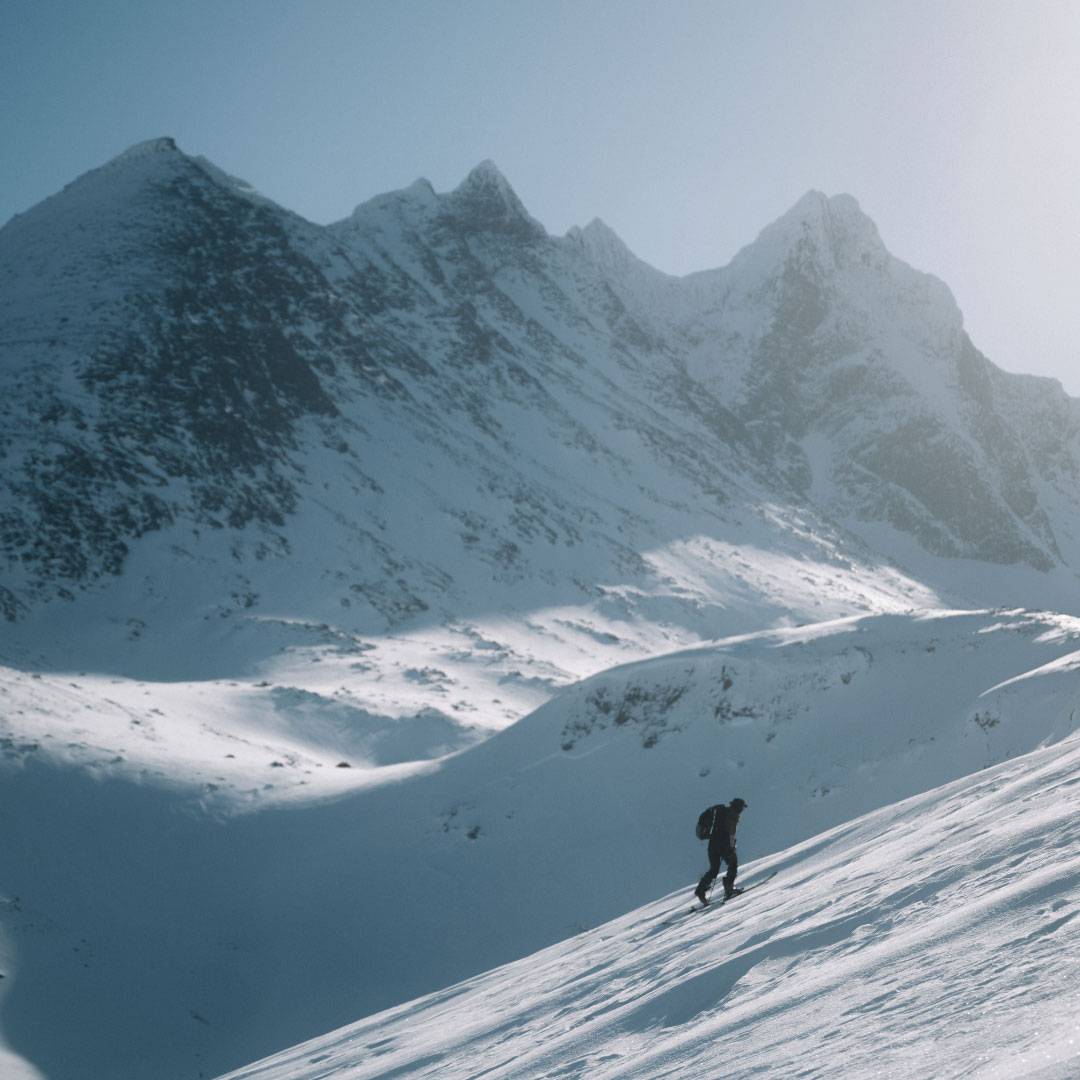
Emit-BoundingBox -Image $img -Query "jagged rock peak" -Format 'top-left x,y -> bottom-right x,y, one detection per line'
66,136 -> 193,199
88,137 -> 190,182
405,176 -> 438,200
455,159 -> 519,201
567,217 -> 671,283
742,189 -> 889,275
346,175 -> 438,222
720,188 -> 969,332
444,160 -> 546,240
1,137 -> 194,238
106,136 -> 182,166
572,217 -> 628,256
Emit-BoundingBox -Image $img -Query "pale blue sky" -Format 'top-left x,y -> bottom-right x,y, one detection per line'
4,0 -> 1079,393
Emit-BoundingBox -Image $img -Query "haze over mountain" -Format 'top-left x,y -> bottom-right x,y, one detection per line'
1,139 -> 1078,1079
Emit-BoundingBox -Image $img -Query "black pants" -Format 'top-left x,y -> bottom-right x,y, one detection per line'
699,837 -> 738,896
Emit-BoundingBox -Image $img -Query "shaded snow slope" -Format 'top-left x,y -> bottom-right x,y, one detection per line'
219,726 -> 1080,1080
1,609 -> 1078,1079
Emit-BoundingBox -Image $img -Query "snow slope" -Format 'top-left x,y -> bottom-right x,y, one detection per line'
218,726 -> 1080,1080
1,609 -> 1078,1079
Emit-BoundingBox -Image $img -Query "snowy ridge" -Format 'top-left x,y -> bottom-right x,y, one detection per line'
99,135 -> 181,168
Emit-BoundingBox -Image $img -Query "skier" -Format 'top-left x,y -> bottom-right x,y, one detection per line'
695,797 -> 747,904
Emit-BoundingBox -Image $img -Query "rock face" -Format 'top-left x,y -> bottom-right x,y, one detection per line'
0,140 -> 342,616
2,141 -> 1079,629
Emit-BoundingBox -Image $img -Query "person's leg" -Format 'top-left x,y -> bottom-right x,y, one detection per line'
696,841 -> 724,901
722,849 -> 739,896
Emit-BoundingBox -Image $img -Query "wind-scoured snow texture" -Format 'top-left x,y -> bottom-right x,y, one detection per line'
219,726 -> 1080,1080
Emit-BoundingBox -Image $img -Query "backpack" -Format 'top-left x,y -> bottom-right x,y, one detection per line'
695,805 -> 718,840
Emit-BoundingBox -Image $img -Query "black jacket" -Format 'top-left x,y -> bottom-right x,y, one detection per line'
707,803 -> 741,849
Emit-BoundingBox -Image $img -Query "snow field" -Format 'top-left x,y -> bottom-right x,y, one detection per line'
2,608 -> 1078,1079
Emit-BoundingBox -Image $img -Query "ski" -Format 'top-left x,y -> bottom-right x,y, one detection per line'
693,870 -> 777,911
663,871 -> 777,924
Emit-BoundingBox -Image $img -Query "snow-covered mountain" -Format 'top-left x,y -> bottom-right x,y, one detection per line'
3,139 -> 1079,681
2,139 -> 1080,1079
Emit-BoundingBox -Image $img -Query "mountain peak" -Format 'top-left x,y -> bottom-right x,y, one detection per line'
106,136 -> 181,166
570,217 -> 633,264
406,176 -> 437,199
443,160 -> 545,241
344,175 -> 438,224
47,136 -> 191,209
749,189 -> 888,273
461,158 -> 511,190
716,188 -> 964,332
87,137 -> 189,184
0,137 -> 194,244
567,217 -> 674,294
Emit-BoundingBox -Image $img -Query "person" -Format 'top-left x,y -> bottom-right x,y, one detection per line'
695,797 -> 747,904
